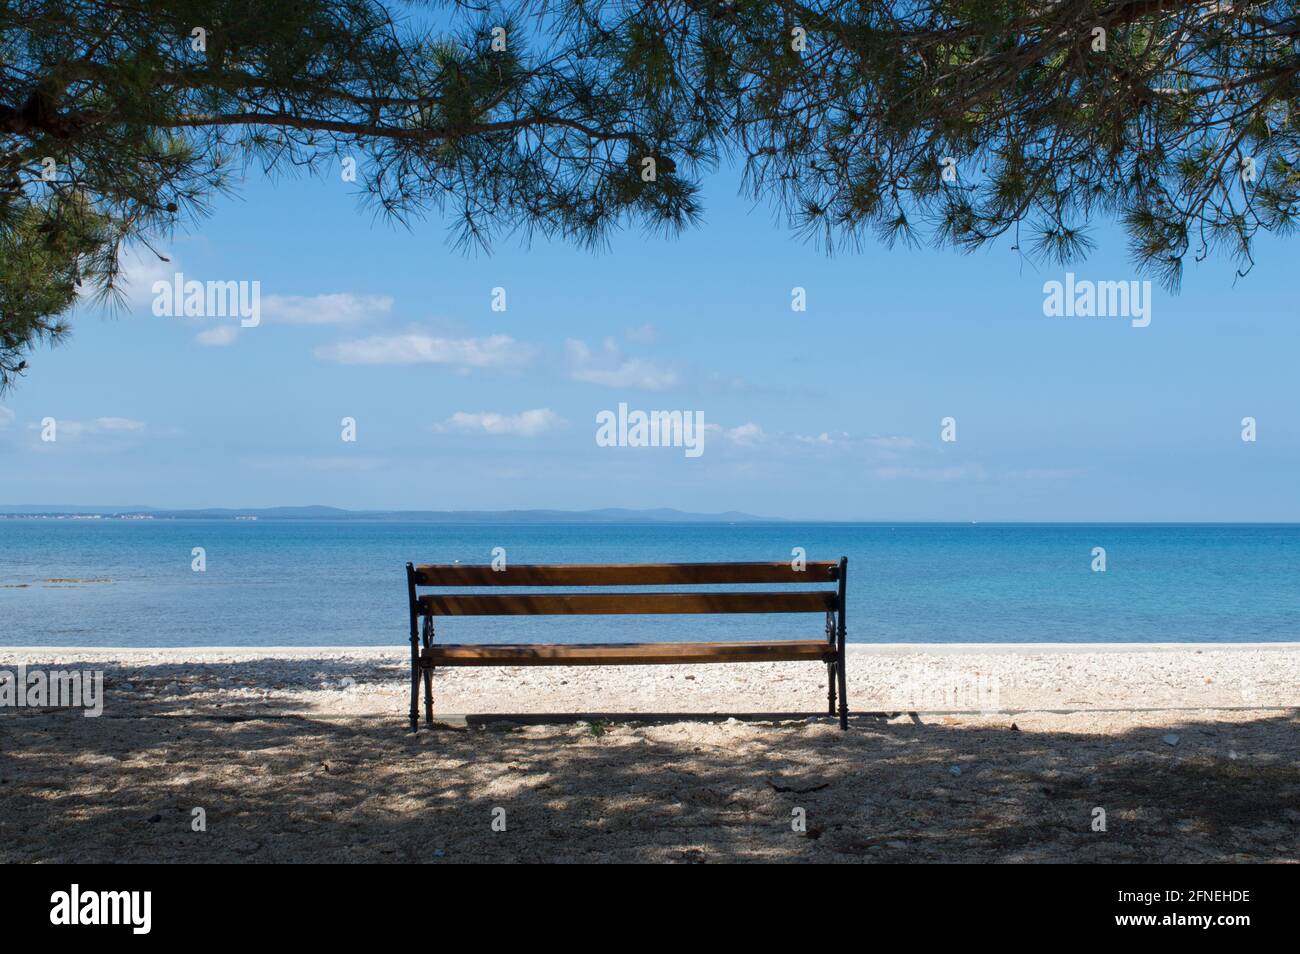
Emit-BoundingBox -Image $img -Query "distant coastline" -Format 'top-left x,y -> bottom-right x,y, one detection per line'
3,507 -> 1299,525
0,505 -> 780,523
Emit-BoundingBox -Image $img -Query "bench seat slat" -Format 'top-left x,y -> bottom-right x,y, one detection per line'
413,562 -> 839,587
423,640 -> 834,666
417,590 -> 836,616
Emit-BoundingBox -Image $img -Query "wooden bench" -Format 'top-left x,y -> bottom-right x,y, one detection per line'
404,559 -> 849,730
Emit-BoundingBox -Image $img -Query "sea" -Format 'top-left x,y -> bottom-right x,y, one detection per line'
1,520 -> 1297,647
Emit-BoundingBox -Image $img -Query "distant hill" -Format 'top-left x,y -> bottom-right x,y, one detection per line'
0,505 -> 780,523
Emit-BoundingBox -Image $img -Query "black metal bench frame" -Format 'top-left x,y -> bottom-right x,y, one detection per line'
404,558 -> 849,731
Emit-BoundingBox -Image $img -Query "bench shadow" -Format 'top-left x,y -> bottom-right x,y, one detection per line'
455,711 -> 893,727
2,657 -> 1298,863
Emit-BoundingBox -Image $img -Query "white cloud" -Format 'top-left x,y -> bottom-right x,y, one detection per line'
27,417 -> 146,440
698,423 -> 930,465
434,409 -> 565,437
792,432 -> 917,450
566,338 -> 678,390
251,455 -> 387,473
726,422 -> 766,446
114,250 -> 391,329
872,463 -> 986,482
1005,468 -> 1083,481
93,417 -> 146,432
573,358 -> 677,390
262,293 -> 393,325
115,249 -> 177,307
315,332 -> 534,369
195,325 -> 239,346
863,435 -> 919,450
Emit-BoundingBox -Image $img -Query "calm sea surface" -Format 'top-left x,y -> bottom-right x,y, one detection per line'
1,521 -> 1297,647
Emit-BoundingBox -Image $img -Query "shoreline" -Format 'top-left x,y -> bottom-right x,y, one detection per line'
2,644 -> 1298,714
7,641 -> 1300,651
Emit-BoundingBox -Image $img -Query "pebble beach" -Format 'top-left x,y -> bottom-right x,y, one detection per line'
2,644 -> 1298,862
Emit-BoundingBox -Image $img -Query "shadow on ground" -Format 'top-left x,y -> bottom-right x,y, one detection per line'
1,659 -> 1297,862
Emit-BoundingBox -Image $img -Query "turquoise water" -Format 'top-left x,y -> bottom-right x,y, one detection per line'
0,520 -> 1297,646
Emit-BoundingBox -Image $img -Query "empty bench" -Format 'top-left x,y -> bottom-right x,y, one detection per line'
404,559 -> 849,730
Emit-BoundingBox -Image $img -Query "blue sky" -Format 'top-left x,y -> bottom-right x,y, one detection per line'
0,160 -> 1296,520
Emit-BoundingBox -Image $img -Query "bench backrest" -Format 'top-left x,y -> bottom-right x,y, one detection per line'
406,560 -> 848,619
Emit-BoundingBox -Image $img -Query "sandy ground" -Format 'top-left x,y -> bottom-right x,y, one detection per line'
2,644 -> 1298,863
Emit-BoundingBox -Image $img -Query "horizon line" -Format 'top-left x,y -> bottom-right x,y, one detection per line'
2,505 -> 1299,526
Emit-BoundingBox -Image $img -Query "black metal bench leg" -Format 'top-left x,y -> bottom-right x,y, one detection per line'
835,558 -> 849,730
409,656 -> 420,732
837,648 -> 849,730
827,660 -> 837,716
406,562 -> 420,733
421,615 -> 435,726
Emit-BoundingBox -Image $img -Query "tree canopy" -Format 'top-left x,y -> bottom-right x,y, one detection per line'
2,0 -> 1297,388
